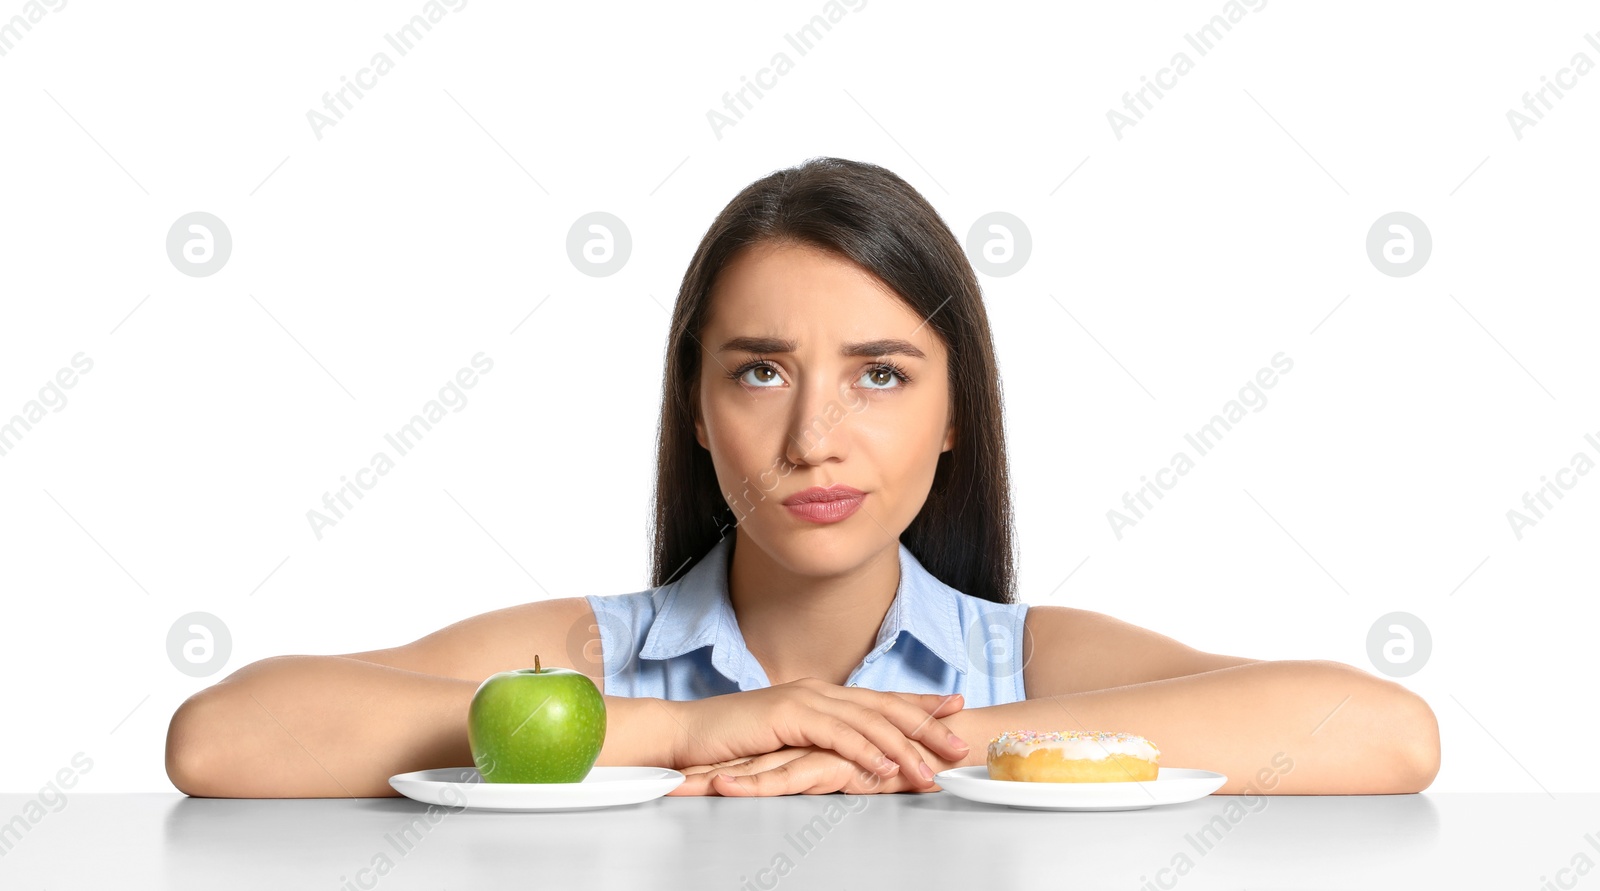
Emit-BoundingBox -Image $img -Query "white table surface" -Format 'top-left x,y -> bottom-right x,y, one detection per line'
0,790 -> 1586,888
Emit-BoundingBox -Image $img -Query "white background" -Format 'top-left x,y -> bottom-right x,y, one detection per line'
1,0 -> 1594,795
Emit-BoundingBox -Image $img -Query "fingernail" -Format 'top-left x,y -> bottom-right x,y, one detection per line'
948,733 -> 968,749
918,762 -> 934,781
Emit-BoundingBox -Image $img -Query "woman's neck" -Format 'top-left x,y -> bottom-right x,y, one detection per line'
725,528 -> 902,688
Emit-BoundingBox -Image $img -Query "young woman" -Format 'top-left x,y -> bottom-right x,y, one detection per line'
165,157 -> 1440,799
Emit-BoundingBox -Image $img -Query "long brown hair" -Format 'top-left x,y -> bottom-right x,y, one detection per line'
650,157 -> 1017,604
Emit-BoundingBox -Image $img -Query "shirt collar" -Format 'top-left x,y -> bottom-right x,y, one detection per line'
639,534 -> 970,685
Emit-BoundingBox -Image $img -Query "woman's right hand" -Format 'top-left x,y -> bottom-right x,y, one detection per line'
664,678 -> 971,790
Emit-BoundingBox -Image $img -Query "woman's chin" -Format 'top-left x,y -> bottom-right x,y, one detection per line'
746,528 -> 888,579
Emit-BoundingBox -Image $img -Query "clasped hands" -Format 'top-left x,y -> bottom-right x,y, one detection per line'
664,678 -> 974,797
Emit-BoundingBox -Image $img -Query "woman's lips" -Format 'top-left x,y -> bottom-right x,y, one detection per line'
783,494 -> 865,523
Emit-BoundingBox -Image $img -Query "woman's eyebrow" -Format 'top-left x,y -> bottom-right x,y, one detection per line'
716,335 -> 926,359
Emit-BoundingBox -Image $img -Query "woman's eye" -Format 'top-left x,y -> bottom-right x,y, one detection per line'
734,363 -> 905,389
739,364 -> 783,387
859,365 -> 905,389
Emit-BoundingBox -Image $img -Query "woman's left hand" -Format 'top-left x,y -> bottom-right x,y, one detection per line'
669,740 -> 962,796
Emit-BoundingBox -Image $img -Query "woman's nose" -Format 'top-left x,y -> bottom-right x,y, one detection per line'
784,377 -> 852,466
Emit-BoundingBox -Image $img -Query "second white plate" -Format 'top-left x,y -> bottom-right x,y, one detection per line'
389,766 -> 685,812
934,766 -> 1227,811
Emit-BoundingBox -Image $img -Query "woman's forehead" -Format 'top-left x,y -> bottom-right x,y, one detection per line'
705,243 -> 939,353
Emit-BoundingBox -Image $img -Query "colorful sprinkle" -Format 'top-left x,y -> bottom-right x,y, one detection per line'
988,729 -> 1159,754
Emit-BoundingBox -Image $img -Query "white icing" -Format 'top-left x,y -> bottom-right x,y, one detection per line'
988,731 -> 1159,761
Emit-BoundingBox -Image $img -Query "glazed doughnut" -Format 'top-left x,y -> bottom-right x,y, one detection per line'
987,730 -> 1161,782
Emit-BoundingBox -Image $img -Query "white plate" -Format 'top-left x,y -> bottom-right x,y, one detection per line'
934,766 -> 1227,811
389,766 -> 685,812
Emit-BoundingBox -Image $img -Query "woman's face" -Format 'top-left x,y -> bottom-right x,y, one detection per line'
693,240 -> 955,576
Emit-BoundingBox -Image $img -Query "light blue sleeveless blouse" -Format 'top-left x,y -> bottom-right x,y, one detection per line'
584,535 -> 1028,706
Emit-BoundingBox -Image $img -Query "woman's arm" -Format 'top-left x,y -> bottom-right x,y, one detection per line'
648,608 -> 1442,798
1020,605 -> 1262,695
673,661 -> 1439,797
943,659 -> 1440,794
163,594 -> 964,796
164,596 -> 685,797
164,654 -> 684,797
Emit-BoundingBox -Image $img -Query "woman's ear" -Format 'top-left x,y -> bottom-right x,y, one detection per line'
942,418 -> 956,453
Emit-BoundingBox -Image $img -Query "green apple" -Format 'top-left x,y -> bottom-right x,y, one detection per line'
467,655 -> 606,783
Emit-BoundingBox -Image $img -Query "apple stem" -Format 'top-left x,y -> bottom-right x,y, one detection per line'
535,654 -> 541,672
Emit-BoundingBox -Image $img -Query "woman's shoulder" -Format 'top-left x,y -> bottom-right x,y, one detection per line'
905,546 -> 1029,620
583,545 -> 728,658
899,548 -> 1028,673
581,586 -> 675,657
944,585 -> 1029,657
584,586 -> 666,618
948,586 -> 1030,613
941,586 -> 1030,643
899,555 -> 1029,702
